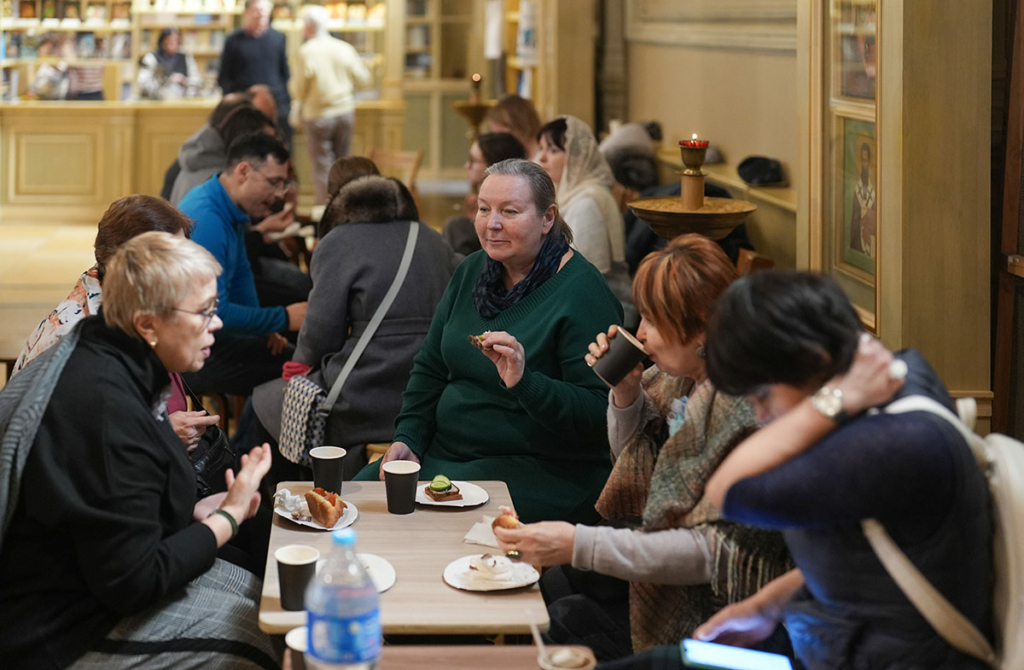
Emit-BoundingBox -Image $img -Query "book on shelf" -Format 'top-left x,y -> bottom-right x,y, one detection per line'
85,2 -> 106,21
59,0 -> 78,19
18,0 -> 35,18
74,31 -> 95,57
40,0 -> 57,19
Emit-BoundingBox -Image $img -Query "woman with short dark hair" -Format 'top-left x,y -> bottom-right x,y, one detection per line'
137,27 -> 201,100
694,271 -> 993,669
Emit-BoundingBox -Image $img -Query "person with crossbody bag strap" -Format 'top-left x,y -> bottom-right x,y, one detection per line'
691,271 -> 994,669
864,395 -> 1024,669
277,222 -> 419,468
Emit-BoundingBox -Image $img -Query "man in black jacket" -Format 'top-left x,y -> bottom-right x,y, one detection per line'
218,0 -> 292,148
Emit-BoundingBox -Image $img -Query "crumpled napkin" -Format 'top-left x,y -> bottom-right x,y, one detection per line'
464,515 -> 500,548
274,488 -> 310,519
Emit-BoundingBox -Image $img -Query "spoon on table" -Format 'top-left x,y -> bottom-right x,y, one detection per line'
526,609 -> 550,666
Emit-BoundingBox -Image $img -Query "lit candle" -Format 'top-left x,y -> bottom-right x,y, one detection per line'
680,133 -> 710,149
471,73 -> 482,88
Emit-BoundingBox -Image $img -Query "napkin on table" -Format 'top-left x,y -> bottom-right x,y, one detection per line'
274,488 -> 310,517
463,515 -> 500,548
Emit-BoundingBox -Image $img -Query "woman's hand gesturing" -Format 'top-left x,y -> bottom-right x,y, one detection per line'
477,331 -> 526,388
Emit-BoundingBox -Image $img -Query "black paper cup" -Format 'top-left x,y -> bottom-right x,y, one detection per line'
382,460 -> 421,514
275,545 -> 319,611
591,328 -> 647,386
310,446 -> 346,494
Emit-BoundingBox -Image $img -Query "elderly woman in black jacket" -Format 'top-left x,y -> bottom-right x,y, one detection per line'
0,231 -> 275,669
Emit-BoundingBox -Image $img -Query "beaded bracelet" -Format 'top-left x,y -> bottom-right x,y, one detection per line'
212,508 -> 239,540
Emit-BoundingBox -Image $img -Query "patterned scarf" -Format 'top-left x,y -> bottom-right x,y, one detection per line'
595,367 -> 695,522
598,369 -> 794,652
472,233 -> 569,319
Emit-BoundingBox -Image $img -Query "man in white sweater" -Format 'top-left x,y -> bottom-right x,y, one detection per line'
292,4 -> 371,204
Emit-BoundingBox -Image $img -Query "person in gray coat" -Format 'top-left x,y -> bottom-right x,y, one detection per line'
252,175 -> 458,480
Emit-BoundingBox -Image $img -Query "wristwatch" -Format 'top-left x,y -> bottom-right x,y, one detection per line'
811,386 -> 849,424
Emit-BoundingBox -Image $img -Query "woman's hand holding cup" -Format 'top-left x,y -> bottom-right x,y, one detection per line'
586,325 -> 643,408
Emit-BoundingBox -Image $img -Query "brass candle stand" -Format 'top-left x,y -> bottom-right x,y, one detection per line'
628,139 -> 757,241
451,73 -> 496,141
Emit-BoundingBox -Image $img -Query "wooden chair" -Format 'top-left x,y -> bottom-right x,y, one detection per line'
368,148 -> 423,195
366,443 -> 390,464
736,248 -> 774,276
1,358 -> 15,385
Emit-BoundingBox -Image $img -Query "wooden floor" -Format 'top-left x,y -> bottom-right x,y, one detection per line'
0,183 -> 465,389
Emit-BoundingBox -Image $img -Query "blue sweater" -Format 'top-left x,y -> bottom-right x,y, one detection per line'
178,176 -> 287,335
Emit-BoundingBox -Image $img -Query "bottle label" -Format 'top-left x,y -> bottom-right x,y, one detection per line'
307,610 -> 382,664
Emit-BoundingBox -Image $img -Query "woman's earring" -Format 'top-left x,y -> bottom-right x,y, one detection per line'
696,344 -> 707,360
149,340 -> 158,348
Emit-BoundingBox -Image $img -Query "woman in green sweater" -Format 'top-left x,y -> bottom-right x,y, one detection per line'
355,159 -> 623,523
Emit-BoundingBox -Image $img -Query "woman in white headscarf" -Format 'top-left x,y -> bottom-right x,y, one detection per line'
538,115 -> 635,326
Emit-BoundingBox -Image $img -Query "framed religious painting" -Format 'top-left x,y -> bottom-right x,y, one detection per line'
832,115 -> 876,282
798,0 -> 993,425
831,0 -> 876,103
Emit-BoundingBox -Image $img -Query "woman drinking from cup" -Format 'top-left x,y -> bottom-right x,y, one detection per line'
493,235 -> 791,661
0,232 -> 275,669
356,159 -> 622,524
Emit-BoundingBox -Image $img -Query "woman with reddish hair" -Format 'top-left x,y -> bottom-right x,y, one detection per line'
494,234 -> 791,662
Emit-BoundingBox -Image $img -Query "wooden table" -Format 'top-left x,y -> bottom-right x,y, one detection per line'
285,645 -> 593,670
259,481 -> 550,636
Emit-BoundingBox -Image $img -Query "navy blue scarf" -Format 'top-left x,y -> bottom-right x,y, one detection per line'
472,234 -> 570,319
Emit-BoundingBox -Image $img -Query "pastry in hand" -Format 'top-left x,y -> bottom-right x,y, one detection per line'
468,331 -> 492,351
425,474 -> 463,501
491,507 -> 520,530
305,487 -> 347,528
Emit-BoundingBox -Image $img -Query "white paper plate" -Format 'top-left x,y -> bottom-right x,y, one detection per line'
415,481 -> 489,508
316,553 -> 396,593
273,500 -> 359,531
443,554 -> 540,592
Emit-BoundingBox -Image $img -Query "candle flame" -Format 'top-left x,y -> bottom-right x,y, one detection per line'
692,133 -> 698,141
472,73 -> 482,82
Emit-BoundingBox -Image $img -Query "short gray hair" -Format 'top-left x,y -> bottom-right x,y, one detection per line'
300,4 -> 329,35
480,159 -> 573,245
103,232 -> 221,336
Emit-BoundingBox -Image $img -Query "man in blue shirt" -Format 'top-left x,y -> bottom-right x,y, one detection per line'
179,132 -> 306,396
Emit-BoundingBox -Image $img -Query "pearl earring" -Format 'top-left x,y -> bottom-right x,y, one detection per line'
149,341 -> 157,348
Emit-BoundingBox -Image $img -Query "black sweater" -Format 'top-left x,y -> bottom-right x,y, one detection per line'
217,28 -> 290,110
0,317 -> 218,669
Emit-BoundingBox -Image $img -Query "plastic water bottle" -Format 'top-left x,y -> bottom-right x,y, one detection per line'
305,529 -> 381,670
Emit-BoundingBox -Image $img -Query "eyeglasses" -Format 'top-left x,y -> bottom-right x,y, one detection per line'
252,168 -> 289,194
172,297 -> 219,328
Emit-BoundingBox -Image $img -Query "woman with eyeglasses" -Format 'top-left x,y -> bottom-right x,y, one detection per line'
0,232 -> 277,669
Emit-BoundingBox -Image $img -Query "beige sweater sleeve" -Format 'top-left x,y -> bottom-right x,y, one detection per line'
572,524 -> 712,586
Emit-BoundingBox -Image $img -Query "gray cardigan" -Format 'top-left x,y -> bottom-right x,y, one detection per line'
252,217 -> 457,471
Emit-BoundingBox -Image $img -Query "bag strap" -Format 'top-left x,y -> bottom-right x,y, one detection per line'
321,222 -> 419,414
860,395 -> 997,666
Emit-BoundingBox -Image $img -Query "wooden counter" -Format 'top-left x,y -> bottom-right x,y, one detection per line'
0,98 -> 405,224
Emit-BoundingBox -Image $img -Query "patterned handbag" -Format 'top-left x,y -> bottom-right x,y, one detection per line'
277,222 -> 419,466
278,375 -> 327,466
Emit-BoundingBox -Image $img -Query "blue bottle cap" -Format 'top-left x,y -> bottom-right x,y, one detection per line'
331,528 -> 356,546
